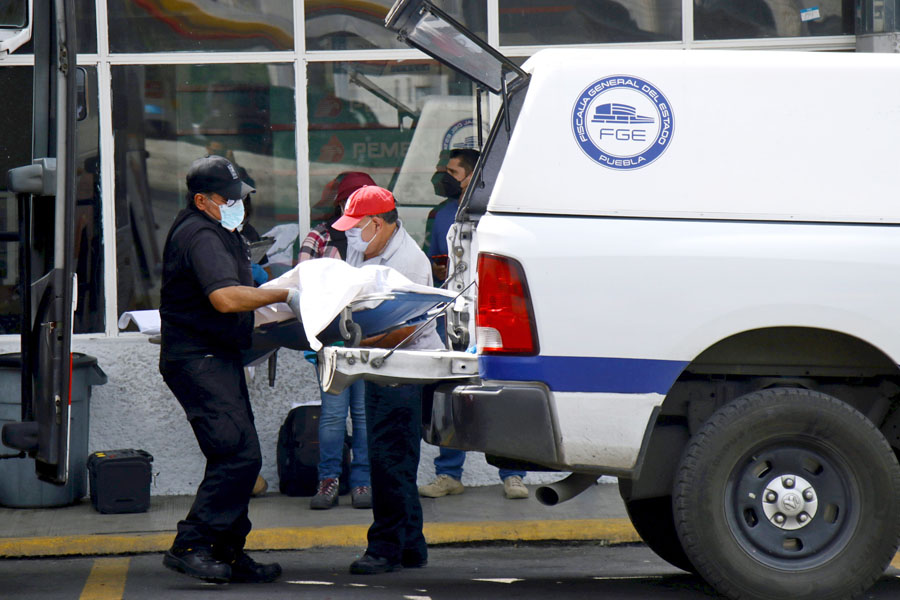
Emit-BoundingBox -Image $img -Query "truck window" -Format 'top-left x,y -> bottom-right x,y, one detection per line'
463,78 -> 529,218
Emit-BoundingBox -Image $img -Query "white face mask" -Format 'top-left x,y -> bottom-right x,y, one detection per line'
218,199 -> 245,231
346,219 -> 374,254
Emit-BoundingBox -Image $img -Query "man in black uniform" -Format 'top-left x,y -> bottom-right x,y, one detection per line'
159,155 -> 300,583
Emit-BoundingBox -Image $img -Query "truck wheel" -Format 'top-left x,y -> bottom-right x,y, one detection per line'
619,491 -> 695,573
674,388 -> 900,600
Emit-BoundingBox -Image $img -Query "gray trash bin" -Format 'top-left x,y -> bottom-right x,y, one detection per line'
0,353 -> 107,508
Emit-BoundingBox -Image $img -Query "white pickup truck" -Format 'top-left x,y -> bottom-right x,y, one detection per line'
321,2 -> 900,599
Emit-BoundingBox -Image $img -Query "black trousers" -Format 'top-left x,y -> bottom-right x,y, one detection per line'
364,381 -> 428,564
160,355 -> 261,556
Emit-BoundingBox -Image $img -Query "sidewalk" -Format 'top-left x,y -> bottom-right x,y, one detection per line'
0,482 -> 637,558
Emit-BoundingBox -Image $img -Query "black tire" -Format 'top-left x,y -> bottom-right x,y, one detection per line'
619,489 -> 695,573
674,388 -> 900,600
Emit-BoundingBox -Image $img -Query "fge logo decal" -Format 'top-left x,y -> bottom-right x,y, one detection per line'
572,76 -> 673,170
443,118 -> 477,150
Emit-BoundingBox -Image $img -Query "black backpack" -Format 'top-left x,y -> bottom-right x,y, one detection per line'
276,405 -> 351,496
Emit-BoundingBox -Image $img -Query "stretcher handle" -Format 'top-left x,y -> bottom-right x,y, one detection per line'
371,281 -> 475,368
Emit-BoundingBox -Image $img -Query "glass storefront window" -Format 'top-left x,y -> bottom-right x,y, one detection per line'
0,68 -> 32,335
72,66 -> 103,333
108,1 -> 293,53
307,60 -> 482,245
76,0 -> 97,54
694,0 -> 853,39
112,63 -> 297,314
306,1 -> 486,51
0,66 -> 102,334
499,0 -> 681,45
11,0 -> 96,55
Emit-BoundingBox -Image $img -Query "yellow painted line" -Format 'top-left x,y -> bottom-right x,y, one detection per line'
426,518 -> 642,545
79,557 -> 130,600
6,519 -> 900,575
246,524 -> 369,550
0,519 -> 640,558
243,519 -> 643,551
0,533 -> 174,558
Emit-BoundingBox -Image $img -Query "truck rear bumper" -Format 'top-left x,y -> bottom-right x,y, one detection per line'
425,381 -> 563,467
319,347 -> 478,393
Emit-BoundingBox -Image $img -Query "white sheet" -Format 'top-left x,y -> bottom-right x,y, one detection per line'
259,258 -> 456,351
117,310 -> 161,335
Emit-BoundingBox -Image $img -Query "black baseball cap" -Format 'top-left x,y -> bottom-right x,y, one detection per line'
186,155 -> 255,201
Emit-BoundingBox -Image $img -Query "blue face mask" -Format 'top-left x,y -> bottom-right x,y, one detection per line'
346,219 -> 374,254
218,199 -> 245,231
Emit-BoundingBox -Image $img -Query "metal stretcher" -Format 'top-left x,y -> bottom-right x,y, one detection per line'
246,289 -> 478,392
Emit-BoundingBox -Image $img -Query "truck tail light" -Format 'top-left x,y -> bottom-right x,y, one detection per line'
476,253 -> 538,355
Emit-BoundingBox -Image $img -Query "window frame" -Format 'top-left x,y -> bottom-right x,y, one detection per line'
0,0 -> 854,340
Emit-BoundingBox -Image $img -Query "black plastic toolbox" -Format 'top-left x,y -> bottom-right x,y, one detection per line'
87,449 -> 153,514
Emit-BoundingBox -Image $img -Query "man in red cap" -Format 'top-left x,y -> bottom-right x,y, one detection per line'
332,185 -> 444,574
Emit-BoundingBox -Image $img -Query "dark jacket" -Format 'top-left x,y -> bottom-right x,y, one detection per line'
159,206 -> 254,359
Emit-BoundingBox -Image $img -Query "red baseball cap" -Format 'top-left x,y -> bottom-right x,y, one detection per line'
332,185 -> 396,231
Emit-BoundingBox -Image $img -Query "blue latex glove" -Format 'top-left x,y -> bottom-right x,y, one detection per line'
251,263 -> 269,285
303,350 -> 318,365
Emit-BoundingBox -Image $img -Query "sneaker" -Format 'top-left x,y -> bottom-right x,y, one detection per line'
503,475 -> 529,499
163,546 -> 231,583
351,485 -> 373,509
310,477 -> 339,510
229,552 -> 282,583
418,474 -> 464,498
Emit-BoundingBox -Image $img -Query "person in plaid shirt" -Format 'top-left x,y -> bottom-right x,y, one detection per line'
299,171 -> 376,511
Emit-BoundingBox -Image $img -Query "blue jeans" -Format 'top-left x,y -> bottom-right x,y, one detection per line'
434,447 -> 525,481
317,380 -> 369,488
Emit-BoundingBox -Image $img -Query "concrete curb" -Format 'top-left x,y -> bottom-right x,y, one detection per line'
0,518 -> 642,558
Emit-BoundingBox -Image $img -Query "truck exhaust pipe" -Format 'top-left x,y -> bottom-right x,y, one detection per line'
535,473 -> 599,506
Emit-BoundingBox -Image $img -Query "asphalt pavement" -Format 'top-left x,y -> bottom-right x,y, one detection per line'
0,481 -> 638,558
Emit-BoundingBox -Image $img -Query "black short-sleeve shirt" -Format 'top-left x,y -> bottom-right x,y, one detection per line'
159,207 -> 254,359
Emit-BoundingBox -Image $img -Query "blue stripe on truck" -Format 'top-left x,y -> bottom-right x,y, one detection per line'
479,355 -> 689,394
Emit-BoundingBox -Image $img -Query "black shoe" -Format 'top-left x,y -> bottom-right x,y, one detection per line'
349,553 -> 401,575
163,546 -> 231,583
401,549 -> 428,568
229,552 -> 282,583
310,477 -> 339,510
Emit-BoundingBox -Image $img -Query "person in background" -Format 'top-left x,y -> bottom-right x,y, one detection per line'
299,172 -> 376,510
419,148 -> 530,501
159,155 -> 302,584
238,194 -> 270,287
423,148 -> 477,286
332,185 -> 444,575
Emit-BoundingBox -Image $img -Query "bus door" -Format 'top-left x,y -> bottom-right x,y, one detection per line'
0,0 -> 81,485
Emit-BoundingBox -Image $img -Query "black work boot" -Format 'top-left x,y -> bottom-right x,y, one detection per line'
163,546 -> 231,583
349,552 -> 401,575
401,548 -> 428,568
229,552 -> 282,583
